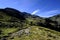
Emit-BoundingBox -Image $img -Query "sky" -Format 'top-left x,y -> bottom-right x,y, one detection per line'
0,0 -> 60,17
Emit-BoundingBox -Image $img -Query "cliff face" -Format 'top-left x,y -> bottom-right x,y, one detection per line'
0,8 -> 60,40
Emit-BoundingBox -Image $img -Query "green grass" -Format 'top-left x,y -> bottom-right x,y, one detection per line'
7,26 -> 60,40
0,27 -> 19,37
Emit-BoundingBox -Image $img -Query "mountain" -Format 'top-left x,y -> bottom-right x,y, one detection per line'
0,8 -> 60,40
48,14 -> 60,31
49,14 -> 60,24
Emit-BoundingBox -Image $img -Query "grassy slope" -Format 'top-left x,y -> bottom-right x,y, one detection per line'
0,11 -> 60,40
0,12 -> 20,38
0,27 -> 19,37
7,26 -> 60,40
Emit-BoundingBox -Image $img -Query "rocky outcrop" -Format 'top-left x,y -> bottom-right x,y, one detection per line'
10,27 -> 31,38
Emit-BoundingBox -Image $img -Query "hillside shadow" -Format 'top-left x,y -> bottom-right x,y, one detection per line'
37,18 -> 60,32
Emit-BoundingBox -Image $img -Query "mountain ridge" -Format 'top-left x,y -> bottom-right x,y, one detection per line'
0,8 -> 60,31
0,8 -> 60,40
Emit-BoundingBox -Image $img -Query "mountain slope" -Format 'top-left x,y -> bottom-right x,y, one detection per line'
48,14 -> 60,31
49,14 -> 60,24
0,8 -> 60,40
6,26 -> 60,40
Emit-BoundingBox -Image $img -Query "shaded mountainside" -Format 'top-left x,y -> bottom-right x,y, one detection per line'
48,14 -> 60,31
0,8 -> 60,40
49,14 -> 60,26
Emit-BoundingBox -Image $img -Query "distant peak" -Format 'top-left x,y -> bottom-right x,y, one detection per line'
5,7 -> 21,13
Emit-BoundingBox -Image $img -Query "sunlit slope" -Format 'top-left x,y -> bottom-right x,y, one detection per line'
7,26 -> 60,40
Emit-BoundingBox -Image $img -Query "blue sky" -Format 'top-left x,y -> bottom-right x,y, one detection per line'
0,0 -> 60,17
